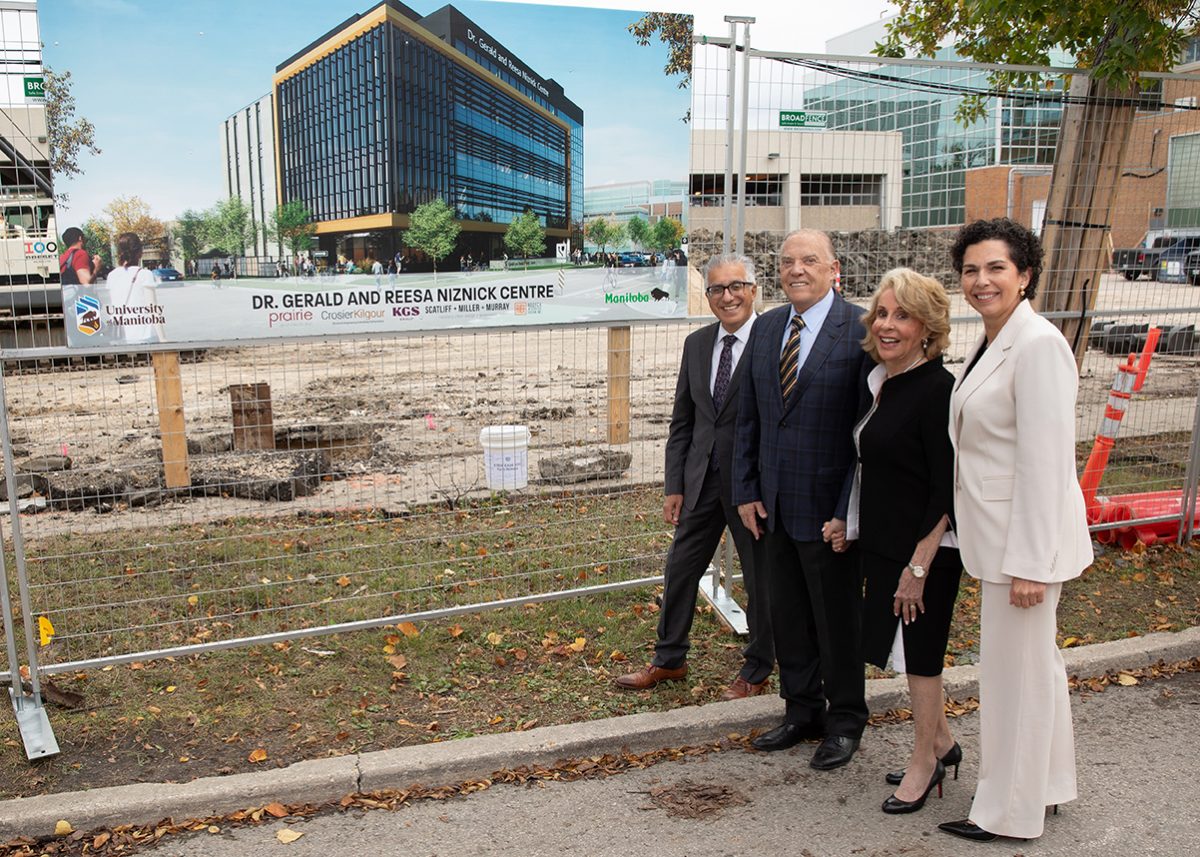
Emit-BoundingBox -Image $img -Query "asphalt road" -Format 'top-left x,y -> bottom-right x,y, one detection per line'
143,670 -> 1200,857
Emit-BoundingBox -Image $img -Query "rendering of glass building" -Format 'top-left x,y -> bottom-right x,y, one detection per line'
272,1 -> 583,265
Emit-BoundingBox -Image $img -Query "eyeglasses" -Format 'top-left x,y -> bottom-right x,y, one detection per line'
705,280 -> 753,298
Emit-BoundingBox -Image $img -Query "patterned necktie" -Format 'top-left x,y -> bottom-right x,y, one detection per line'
780,314 -> 806,403
712,333 -> 737,413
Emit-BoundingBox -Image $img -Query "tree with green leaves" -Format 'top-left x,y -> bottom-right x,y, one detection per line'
205,197 -> 257,264
43,67 -> 100,202
650,216 -> 685,253
503,209 -> 546,269
403,198 -> 460,279
585,218 -> 623,257
628,13 -> 693,121
879,1 -> 1200,361
626,215 -> 651,251
266,200 -> 317,258
81,218 -> 112,269
175,209 -> 208,266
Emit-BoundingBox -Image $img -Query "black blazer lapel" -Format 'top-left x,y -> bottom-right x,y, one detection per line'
698,322 -> 718,416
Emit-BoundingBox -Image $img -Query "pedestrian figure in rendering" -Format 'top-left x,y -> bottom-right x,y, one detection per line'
828,268 -> 962,814
938,218 -> 1092,843
106,232 -> 162,344
733,229 -> 870,771
614,254 -> 774,699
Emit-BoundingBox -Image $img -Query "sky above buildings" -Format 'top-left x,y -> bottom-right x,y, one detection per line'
40,0 -> 893,227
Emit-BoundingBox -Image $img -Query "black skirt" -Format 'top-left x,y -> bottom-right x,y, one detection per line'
861,546 -> 962,677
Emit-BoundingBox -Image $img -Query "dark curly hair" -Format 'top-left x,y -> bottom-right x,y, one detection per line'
950,218 -> 1043,301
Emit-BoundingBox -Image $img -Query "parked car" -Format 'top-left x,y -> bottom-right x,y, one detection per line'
1113,230 -> 1200,281
1157,235 -> 1200,283
1184,248 -> 1200,285
152,267 -> 185,283
616,252 -> 644,267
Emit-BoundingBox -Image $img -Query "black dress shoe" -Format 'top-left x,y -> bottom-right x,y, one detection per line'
751,722 -> 824,752
881,761 -> 945,814
810,735 -> 860,770
938,819 -> 998,842
885,742 -> 962,785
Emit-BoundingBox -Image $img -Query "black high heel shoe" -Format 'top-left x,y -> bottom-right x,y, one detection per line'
938,819 -> 998,842
885,742 -> 961,785
881,760 -> 945,814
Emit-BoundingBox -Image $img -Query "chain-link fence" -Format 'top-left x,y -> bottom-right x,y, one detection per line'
688,35 -> 1200,552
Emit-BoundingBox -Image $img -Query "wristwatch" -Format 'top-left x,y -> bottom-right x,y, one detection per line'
906,562 -> 926,579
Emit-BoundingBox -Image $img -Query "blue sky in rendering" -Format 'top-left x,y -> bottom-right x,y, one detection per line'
40,0 -> 691,226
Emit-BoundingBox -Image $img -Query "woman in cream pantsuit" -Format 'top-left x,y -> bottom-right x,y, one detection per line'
939,219 -> 1094,843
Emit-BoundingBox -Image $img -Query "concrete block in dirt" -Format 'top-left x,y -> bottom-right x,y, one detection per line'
538,449 -> 632,484
189,450 -> 330,501
42,469 -> 134,511
186,433 -> 234,455
16,454 -> 72,472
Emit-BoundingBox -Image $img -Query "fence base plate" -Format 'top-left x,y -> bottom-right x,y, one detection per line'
10,689 -> 59,759
698,565 -> 748,635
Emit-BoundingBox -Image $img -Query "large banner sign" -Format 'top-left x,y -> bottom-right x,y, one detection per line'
42,0 -> 695,349
63,265 -> 689,347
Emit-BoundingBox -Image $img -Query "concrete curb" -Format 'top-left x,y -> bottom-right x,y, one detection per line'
1,626 -> 1196,838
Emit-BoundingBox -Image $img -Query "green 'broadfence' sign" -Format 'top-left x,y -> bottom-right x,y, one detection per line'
780,110 -> 827,129
24,77 -> 44,99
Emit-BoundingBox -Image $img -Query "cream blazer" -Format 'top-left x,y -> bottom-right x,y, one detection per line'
950,300 -> 1093,584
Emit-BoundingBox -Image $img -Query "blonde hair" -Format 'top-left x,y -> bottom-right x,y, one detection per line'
861,267 -> 951,362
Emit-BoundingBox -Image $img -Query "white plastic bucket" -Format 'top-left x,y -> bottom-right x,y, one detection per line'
479,425 -> 530,490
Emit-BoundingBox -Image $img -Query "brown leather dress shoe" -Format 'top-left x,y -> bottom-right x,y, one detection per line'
613,664 -> 687,690
720,675 -> 769,700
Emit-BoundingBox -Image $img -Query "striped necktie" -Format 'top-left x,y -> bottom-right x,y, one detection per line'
780,314 -> 805,403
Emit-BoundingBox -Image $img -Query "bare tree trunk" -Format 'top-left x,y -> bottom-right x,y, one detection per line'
1036,73 -> 1139,366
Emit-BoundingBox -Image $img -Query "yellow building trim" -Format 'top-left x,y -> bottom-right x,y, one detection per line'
313,213 -> 569,239
314,213 -> 409,234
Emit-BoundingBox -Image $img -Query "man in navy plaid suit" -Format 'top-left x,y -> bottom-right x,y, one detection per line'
733,229 -> 869,771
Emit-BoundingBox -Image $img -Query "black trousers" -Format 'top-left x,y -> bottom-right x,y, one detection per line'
758,517 -> 868,739
653,469 -> 774,683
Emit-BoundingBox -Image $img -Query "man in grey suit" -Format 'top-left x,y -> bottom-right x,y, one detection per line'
734,229 -> 870,770
615,254 -> 774,699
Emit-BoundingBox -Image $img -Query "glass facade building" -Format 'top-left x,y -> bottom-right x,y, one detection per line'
802,49 -> 1065,228
273,1 -> 583,263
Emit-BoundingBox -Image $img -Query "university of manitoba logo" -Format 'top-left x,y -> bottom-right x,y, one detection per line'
75,295 -> 102,336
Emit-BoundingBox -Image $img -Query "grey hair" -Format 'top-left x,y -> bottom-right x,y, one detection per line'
703,253 -> 756,283
780,228 -> 836,261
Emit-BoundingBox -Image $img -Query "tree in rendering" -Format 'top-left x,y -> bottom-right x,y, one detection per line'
205,197 -> 258,266
267,200 -> 317,258
43,67 -> 101,201
175,209 -> 208,268
626,215 -> 651,252
104,195 -> 166,243
650,216 -> 685,254
878,1 -> 1200,361
403,198 -> 460,279
504,209 -> 546,269
585,218 -> 623,257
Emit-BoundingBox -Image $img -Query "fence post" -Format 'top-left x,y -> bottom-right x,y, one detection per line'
1181,384 -> 1200,545
734,17 -> 754,257
607,326 -> 631,445
152,352 -> 190,488
0,363 -> 58,758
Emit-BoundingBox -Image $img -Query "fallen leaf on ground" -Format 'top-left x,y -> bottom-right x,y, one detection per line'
276,829 -> 304,843
54,820 -> 73,835
387,654 -> 408,670
264,802 -> 289,818
398,622 -> 420,637
248,748 -> 268,763
1117,673 -> 1139,686
486,632 -> 503,645
449,624 -> 464,637
336,575 -> 351,587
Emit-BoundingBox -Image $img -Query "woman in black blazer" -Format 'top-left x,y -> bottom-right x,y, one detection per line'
826,268 -> 962,814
